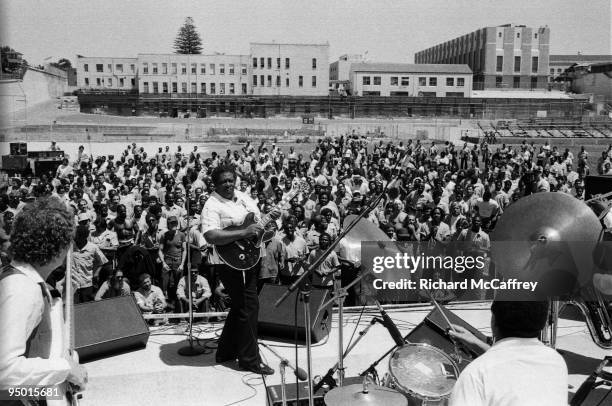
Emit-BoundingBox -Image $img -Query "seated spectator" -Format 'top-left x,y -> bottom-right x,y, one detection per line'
176,270 -> 212,315
134,273 -> 167,325
94,269 -> 131,301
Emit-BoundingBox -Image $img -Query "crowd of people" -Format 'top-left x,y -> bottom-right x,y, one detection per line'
0,135 -> 610,320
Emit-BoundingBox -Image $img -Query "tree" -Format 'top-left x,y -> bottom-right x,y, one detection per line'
1,45 -> 27,74
173,17 -> 203,54
54,58 -> 72,71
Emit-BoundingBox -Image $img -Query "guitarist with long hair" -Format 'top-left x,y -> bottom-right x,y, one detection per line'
201,164 -> 280,375
0,197 -> 87,405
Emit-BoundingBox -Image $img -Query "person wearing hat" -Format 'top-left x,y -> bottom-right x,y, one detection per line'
158,216 -> 186,307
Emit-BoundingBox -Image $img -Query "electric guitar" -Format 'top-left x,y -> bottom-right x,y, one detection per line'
216,180 -> 310,270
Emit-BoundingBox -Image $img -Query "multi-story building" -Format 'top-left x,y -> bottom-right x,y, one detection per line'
137,53 -> 251,96
250,42 -> 329,96
549,54 -> 612,82
415,24 -> 550,90
76,56 -> 138,90
349,63 -> 472,97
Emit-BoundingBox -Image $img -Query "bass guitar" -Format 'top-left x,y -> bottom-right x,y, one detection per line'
217,180 -> 310,270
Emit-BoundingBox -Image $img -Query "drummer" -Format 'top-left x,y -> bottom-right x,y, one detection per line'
448,300 -> 568,406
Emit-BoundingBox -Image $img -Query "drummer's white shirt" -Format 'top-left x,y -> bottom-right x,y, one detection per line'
449,337 -> 568,406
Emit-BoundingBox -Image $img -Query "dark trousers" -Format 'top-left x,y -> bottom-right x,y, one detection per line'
74,286 -> 94,304
217,263 -> 260,367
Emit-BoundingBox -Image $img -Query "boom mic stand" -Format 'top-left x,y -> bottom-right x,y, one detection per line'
178,197 -> 207,356
274,153 -> 408,404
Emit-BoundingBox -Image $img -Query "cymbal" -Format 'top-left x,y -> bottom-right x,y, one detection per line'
492,193 -> 602,290
324,384 -> 407,406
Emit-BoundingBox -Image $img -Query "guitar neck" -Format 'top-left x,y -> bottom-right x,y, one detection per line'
258,188 -> 300,227
63,243 -> 74,350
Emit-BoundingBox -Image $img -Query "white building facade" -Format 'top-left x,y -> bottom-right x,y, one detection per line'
349,63 -> 473,97
76,57 -> 138,90
137,54 -> 251,96
249,43 -> 329,96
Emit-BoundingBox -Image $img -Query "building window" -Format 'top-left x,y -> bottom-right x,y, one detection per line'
200,83 -> 206,93
242,83 -> 247,94
220,83 -> 225,94
285,58 -> 290,69
390,77 -> 398,85
312,76 -> 317,87
557,68 -> 562,73
172,63 -> 177,74
418,77 -> 426,86
131,78 -> 135,86
190,64 -> 196,74
210,64 -> 215,75
534,33 -> 538,39
532,56 -> 538,73
498,32 -> 502,38
96,64 -> 104,72
457,77 -> 465,87
253,57 -> 257,68
446,77 -> 454,86
229,83 -> 235,94
107,64 -> 111,72
153,82 -> 159,93
312,58 -> 317,69
260,75 -> 264,86
84,64 -> 89,72
514,56 -> 521,72
267,58 -> 272,69
172,82 -> 177,93
116,64 -> 123,73
550,68 -> 555,75
299,76 -> 303,87
496,56 -> 503,72
152,63 -> 158,74
181,64 -> 187,74
96,78 -> 101,86
143,82 -> 149,93
191,82 -> 197,93
516,32 -> 520,38
181,82 -> 187,93
276,75 -> 280,87
260,58 -> 264,68
267,75 -> 272,87
531,77 -> 538,89
401,77 -> 409,86
200,64 -> 206,74
229,64 -> 234,75
286,78 -> 289,87
119,78 -> 124,87
373,76 -> 381,85
513,76 -> 521,88
163,82 -> 168,93
130,64 -> 135,73
496,76 -> 503,87
84,77 -> 89,85
241,64 -> 247,75
220,64 -> 225,75
107,78 -> 112,86
210,83 -> 216,94
362,76 -> 371,85
162,63 -> 167,74
277,58 -> 281,69
253,75 -> 257,86
429,77 -> 437,86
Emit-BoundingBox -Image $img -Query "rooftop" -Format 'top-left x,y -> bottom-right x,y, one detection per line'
350,63 -> 472,74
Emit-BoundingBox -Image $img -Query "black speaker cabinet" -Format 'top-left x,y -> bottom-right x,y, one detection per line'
9,142 -> 27,156
258,284 -> 332,344
74,295 -> 150,362
33,159 -> 62,177
1,155 -> 28,170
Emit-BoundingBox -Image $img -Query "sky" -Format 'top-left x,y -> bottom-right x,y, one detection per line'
1,0 -> 610,66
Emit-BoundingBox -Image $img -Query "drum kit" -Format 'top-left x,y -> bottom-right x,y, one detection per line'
319,192 -> 612,406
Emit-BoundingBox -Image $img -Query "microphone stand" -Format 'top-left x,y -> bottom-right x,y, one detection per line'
274,154 -> 408,403
178,197 -> 207,356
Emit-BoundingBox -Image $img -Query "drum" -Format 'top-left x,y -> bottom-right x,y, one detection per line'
384,343 -> 459,405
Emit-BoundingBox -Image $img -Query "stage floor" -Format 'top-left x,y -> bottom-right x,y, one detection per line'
81,302 -> 610,406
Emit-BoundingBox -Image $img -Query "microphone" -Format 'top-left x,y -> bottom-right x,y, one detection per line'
375,300 -> 405,347
294,365 -> 308,381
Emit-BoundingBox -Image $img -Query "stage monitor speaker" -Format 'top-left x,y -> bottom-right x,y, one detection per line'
405,305 -> 488,371
74,295 -> 150,362
34,159 -> 62,177
585,175 -> 612,200
1,155 -> 28,171
258,284 -> 332,344
9,142 -> 27,156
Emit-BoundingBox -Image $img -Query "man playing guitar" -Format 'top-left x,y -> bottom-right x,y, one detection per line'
201,164 -> 280,375
0,197 -> 87,405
